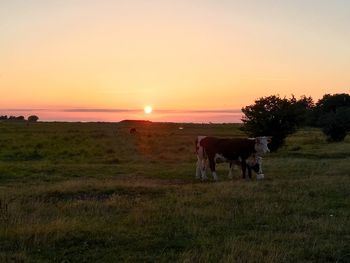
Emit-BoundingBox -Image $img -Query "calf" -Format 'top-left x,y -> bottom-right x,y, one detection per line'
228,155 -> 264,180
195,136 -> 270,180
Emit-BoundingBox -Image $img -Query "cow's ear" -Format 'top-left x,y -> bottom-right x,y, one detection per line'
267,136 -> 272,143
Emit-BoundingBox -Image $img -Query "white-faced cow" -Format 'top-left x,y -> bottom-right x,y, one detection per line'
195,136 -> 270,181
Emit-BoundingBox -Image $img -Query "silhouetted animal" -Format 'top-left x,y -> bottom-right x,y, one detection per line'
195,136 -> 270,180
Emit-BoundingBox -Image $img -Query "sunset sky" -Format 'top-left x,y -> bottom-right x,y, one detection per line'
1,0 -> 349,122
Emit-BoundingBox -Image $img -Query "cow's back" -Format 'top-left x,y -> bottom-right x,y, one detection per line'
200,137 -> 255,159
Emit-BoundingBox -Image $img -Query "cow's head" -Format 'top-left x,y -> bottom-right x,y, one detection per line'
254,136 -> 271,154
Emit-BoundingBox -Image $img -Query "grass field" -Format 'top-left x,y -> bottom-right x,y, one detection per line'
0,121 -> 349,262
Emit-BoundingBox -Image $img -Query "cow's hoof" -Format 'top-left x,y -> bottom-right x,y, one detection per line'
257,174 -> 264,180
201,176 -> 208,181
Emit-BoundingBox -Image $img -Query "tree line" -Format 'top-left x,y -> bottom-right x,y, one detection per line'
241,93 -> 350,150
0,115 -> 39,122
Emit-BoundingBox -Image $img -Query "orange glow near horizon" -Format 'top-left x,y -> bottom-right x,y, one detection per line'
1,1 -> 349,122
144,106 -> 153,114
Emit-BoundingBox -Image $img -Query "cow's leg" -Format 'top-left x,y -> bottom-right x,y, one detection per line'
228,162 -> 234,179
256,157 -> 264,180
241,159 -> 247,179
208,155 -> 218,181
248,166 -> 252,179
200,159 -> 208,180
195,155 -> 205,179
258,157 -> 263,174
195,157 -> 202,179
196,146 -> 207,180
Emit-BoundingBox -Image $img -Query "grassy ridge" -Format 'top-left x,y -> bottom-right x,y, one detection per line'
0,122 -> 349,262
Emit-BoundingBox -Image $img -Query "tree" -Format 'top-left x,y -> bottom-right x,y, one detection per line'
8,116 -> 25,121
316,93 -> 350,114
290,95 -> 315,126
316,93 -> 350,141
28,115 -> 39,122
241,95 -> 310,151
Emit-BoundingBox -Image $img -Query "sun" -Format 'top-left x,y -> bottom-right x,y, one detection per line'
144,106 -> 152,114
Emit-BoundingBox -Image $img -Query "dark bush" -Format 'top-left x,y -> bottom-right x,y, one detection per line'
7,116 -> 25,121
316,94 -> 350,142
241,95 -> 311,151
28,115 -> 39,122
320,107 -> 350,142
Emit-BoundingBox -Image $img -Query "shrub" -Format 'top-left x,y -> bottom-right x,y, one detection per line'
320,107 -> 350,142
28,115 -> 39,122
316,94 -> 350,142
241,95 -> 311,151
8,116 -> 25,121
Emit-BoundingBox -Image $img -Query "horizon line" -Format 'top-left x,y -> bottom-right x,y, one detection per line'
0,108 -> 243,114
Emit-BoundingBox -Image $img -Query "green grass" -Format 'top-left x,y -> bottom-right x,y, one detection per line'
0,122 -> 349,262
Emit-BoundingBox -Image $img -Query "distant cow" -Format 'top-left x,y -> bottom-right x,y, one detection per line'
195,136 -> 270,180
129,128 -> 137,134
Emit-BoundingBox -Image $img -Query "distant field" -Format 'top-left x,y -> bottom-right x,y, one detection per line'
0,122 -> 349,262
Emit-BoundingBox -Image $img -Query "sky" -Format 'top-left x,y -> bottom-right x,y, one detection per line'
1,0 -> 349,122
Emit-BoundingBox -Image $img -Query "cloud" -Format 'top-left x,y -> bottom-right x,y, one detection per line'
0,108 -> 47,111
158,109 -> 242,114
63,109 -> 140,113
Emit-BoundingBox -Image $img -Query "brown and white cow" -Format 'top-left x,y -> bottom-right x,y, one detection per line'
195,136 -> 270,181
